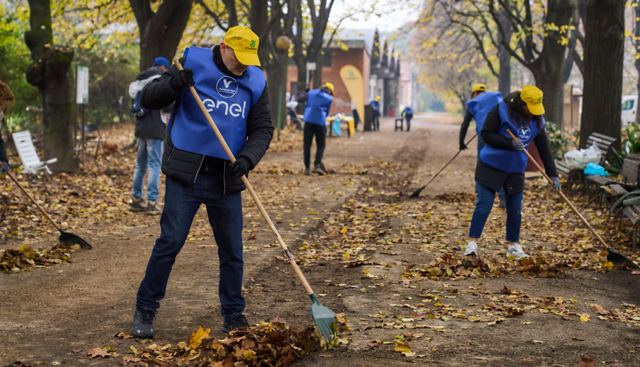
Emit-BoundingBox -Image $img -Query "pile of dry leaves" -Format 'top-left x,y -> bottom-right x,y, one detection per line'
85,318 -> 323,366
0,243 -> 84,273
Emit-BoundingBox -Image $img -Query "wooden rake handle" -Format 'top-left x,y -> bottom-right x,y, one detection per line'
423,134 -> 477,189
174,59 -> 315,296
506,129 -> 609,250
6,171 -> 61,231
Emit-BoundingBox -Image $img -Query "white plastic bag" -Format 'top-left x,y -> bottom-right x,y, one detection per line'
564,143 -> 602,169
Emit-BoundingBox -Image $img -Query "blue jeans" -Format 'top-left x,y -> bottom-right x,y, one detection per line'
132,138 -> 163,202
476,135 -> 505,198
469,183 -> 523,242
136,175 -> 245,318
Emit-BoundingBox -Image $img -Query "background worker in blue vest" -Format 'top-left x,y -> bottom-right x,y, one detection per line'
297,82 -> 334,176
401,105 -> 413,131
371,96 -> 381,131
132,26 -> 274,338
463,86 -> 560,260
459,84 -> 506,207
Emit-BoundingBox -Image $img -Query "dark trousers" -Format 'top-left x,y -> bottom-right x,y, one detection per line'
136,175 -> 245,318
372,114 -> 380,131
303,122 -> 326,169
405,116 -> 412,131
352,109 -> 360,131
469,183 -> 523,242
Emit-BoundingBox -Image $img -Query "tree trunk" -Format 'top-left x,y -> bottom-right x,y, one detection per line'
528,0 -> 574,124
249,0 -> 270,67
25,0 -> 76,173
266,52 -> 289,135
580,0 -> 624,149
130,0 -> 194,71
497,8 -> 511,96
635,5 -> 640,124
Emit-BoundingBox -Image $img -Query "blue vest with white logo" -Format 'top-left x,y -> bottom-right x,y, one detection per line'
466,92 -> 502,134
479,101 -> 544,173
169,46 -> 266,159
303,89 -> 333,125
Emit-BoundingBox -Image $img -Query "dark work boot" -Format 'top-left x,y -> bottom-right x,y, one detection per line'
146,201 -> 161,216
222,314 -> 250,333
304,168 -> 310,175
132,309 -> 156,338
312,165 -> 326,176
130,197 -> 146,213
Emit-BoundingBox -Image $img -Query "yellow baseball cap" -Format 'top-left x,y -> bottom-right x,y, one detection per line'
323,82 -> 334,95
521,85 -> 545,115
375,96 -> 381,102
223,26 -> 261,66
471,83 -> 486,93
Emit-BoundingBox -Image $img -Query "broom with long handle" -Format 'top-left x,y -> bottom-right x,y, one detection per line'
174,60 -> 338,343
506,129 -> 637,269
6,171 -> 91,249
410,134 -> 477,197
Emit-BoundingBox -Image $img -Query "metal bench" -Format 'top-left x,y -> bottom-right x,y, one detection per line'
557,133 -> 617,192
589,154 -> 640,207
622,205 -> 640,251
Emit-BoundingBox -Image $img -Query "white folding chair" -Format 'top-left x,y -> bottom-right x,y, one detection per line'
12,130 -> 58,174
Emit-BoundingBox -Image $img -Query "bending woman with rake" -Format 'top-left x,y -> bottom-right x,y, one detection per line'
464,86 -> 560,260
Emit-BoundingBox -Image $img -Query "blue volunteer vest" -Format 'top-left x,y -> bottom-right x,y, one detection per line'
466,92 -> 502,134
479,101 -> 545,173
404,107 -> 413,115
303,89 -> 333,125
169,46 -> 266,159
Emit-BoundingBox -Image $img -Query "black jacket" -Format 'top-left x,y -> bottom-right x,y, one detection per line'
141,46 -> 274,194
133,67 -> 174,140
0,130 -> 7,163
476,104 -> 557,195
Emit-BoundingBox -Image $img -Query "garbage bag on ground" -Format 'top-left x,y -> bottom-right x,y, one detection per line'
564,143 -> 602,169
584,162 -> 610,176
332,120 -> 342,136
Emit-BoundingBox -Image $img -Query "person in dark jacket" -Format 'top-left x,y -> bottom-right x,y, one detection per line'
371,96 -> 381,131
297,82 -> 334,175
463,86 -> 560,260
401,105 -> 413,131
128,57 -> 174,215
131,26 -> 274,339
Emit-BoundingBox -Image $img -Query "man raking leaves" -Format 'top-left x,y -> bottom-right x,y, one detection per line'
132,26 -> 274,338
133,26 -> 338,343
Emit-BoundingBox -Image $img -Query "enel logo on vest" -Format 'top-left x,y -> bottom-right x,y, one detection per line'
202,99 -> 247,118
216,76 -> 238,98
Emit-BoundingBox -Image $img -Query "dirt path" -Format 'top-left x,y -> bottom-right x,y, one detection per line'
2,115 -> 639,367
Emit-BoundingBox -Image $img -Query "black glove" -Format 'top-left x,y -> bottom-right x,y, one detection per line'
171,68 -> 195,91
0,161 -> 8,173
511,139 -> 524,151
459,141 -> 468,150
230,157 -> 250,177
550,176 -> 561,191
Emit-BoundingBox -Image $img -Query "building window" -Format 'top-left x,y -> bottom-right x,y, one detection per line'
323,51 -> 332,67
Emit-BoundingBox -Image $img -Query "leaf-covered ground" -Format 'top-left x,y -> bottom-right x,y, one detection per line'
1,115 -> 639,367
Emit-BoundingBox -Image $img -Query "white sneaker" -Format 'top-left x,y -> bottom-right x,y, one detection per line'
506,244 -> 529,260
464,241 -> 478,257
